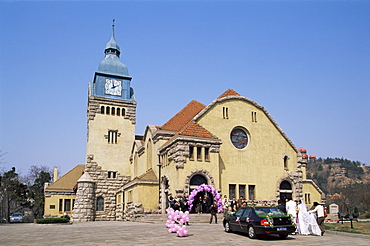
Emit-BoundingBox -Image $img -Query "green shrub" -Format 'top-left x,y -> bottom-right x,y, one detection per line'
36,218 -> 69,224
364,212 -> 370,219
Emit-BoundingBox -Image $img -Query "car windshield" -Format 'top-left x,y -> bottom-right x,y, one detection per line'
11,213 -> 22,217
255,207 -> 285,217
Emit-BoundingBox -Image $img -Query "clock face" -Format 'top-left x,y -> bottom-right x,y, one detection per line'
105,78 -> 122,96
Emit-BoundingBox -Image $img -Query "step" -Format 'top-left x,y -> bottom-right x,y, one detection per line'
134,213 -> 224,224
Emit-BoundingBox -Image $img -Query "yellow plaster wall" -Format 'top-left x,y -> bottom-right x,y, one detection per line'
87,110 -> 135,174
302,182 -> 322,207
124,184 -> 158,210
196,99 -> 298,200
44,194 -> 76,217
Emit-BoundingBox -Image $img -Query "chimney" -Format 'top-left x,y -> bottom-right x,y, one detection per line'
53,168 -> 58,182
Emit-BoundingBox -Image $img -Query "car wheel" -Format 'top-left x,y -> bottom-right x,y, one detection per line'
224,221 -> 232,233
279,233 -> 289,239
248,225 -> 257,239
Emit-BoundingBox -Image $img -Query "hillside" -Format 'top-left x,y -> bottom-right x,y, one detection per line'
306,157 -> 370,194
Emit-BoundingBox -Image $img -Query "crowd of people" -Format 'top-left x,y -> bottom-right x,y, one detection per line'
222,195 -> 270,214
169,192 -> 325,235
168,193 -> 218,224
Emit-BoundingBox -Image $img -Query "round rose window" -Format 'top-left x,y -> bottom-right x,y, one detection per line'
230,128 -> 249,149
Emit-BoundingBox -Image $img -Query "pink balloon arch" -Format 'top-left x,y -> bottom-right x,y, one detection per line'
188,184 -> 223,213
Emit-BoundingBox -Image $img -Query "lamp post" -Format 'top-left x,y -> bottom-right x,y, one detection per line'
157,155 -> 162,210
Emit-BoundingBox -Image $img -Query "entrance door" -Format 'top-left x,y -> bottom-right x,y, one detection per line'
279,181 -> 292,203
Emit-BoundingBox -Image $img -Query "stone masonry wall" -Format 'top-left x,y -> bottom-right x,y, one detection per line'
85,158 -> 130,221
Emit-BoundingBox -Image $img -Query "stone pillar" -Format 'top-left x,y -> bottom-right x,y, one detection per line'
72,172 -> 95,222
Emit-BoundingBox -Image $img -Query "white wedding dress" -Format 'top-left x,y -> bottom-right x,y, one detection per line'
298,200 -> 321,236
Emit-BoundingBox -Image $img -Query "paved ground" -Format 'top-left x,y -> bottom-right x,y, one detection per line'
1,221 -> 370,246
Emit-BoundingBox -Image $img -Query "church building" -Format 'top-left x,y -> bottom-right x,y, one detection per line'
45,24 -> 324,221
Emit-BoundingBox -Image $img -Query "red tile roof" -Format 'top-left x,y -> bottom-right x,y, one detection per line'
176,120 -> 217,139
217,88 -> 240,99
160,100 -> 206,131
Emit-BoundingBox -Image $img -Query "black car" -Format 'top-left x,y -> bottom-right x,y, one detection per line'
223,206 -> 296,239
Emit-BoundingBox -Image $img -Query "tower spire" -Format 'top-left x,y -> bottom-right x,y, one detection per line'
112,19 -> 115,38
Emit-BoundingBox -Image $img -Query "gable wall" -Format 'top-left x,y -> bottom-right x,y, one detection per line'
196,98 -> 298,200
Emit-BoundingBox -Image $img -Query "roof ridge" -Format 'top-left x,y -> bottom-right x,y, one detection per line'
46,164 -> 85,190
174,120 -> 218,139
160,100 -> 206,131
217,88 -> 240,99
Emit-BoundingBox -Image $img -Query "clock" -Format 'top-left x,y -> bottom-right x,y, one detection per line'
105,78 -> 122,96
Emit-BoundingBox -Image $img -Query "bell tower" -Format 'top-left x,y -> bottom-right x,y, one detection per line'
86,21 -> 136,175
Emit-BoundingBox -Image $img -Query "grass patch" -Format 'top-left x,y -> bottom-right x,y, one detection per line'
325,221 -> 370,235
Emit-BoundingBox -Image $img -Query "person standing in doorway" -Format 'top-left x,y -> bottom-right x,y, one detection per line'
197,195 -> 203,214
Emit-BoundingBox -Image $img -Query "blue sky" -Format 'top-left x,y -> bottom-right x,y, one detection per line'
1,1 -> 369,176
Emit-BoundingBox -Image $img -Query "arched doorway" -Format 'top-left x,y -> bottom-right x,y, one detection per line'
279,180 -> 292,203
189,175 -> 213,213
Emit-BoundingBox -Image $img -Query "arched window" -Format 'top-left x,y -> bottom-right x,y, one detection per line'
280,181 -> 292,190
122,108 -> 126,116
111,107 -> 115,115
96,196 -> 104,211
190,174 -> 207,186
100,106 -> 105,114
106,106 -> 110,115
117,108 -> 120,116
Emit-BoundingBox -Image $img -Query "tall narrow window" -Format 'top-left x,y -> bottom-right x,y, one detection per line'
223,107 -> 229,119
96,196 -> 104,211
284,155 -> 289,169
229,184 -> 236,199
117,108 -> 120,116
59,199 -> 63,212
107,130 -> 118,144
106,106 -> 110,115
108,171 -> 117,179
197,147 -> 202,161
100,106 -> 105,114
146,139 -> 153,170
111,107 -> 115,115
239,185 -> 246,199
248,185 -> 255,200
122,108 -> 126,116
251,111 -> 257,122
64,199 -> 71,211
204,147 -> 210,161
189,146 -> 194,161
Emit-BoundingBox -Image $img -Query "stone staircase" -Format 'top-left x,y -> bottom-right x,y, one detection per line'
134,213 -> 221,224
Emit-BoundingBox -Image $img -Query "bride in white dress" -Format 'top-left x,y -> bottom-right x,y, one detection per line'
297,199 -> 321,236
